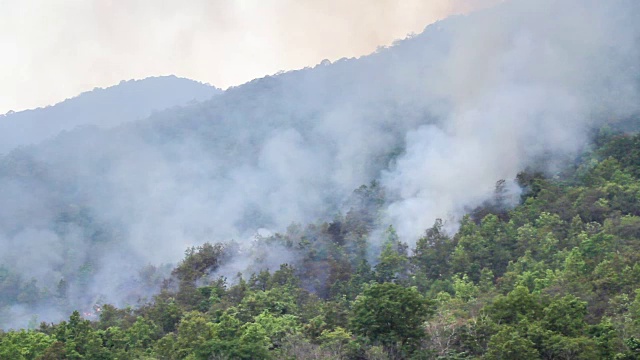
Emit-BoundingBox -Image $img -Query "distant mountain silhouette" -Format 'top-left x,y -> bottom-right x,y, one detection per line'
0,76 -> 221,153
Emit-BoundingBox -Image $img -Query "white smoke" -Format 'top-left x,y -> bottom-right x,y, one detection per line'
382,0 -> 640,239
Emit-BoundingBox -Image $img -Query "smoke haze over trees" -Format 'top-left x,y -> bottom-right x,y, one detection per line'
0,0 -> 639,335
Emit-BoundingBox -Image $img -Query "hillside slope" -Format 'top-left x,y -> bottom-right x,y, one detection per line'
0,0 -> 639,330
2,116 -> 640,359
0,76 -> 221,153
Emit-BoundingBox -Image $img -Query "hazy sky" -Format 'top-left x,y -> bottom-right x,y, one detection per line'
0,0 -> 500,114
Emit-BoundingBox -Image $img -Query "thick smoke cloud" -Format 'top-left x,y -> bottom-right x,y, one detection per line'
382,0 -> 640,239
1,0 -> 639,328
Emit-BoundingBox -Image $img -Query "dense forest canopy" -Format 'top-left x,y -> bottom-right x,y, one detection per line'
2,0 -> 640,358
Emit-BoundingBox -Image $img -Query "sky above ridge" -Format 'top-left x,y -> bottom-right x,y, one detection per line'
0,0 -> 500,114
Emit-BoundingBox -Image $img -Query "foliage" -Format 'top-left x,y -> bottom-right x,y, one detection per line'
350,282 -> 431,356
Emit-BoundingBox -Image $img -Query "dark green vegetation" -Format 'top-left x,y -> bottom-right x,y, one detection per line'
3,130 -> 640,359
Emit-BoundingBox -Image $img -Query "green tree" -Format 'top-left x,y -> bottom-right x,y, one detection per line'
375,226 -> 410,283
413,219 -> 454,281
485,326 -> 540,360
489,286 -> 546,325
350,282 -> 431,356
0,330 -> 54,360
54,311 -> 110,360
175,311 -> 215,359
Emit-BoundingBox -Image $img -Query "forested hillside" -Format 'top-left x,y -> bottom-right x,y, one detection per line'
1,0 -> 639,330
1,1 -> 640,358
3,128 -> 640,359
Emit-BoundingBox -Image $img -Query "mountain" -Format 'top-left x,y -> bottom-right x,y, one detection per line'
0,76 -> 222,153
0,0 -> 639,330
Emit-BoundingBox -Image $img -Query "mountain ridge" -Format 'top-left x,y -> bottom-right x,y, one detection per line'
0,75 -> 222,153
